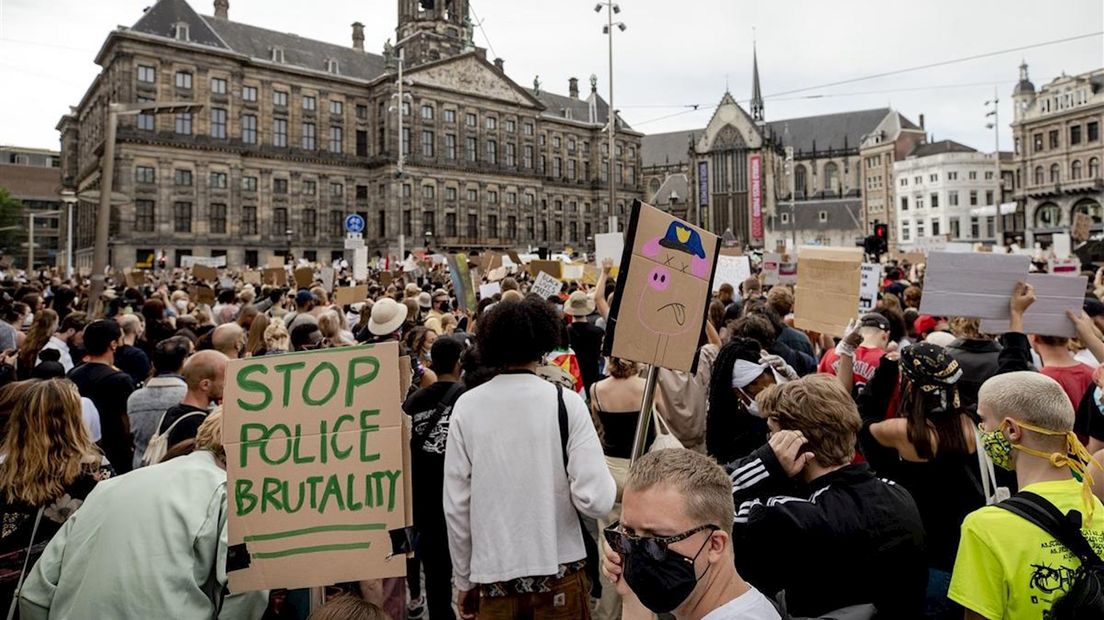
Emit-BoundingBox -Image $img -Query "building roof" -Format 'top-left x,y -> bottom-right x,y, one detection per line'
653,173 -> 689,207
641,130 -> 695,168
0,164 -> 61,201
765,108 -> 898,154
774,199 -> 863,232
532,89 -> 630,130
131,0 -> 230,50
906,139 -> 978,158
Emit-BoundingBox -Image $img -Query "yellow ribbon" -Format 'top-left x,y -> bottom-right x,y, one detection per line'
1011,418 -> 1101,522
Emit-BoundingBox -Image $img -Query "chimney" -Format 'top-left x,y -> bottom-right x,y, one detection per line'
919,113 -> 925,130
493,57 -> 504,71
569,77 -> 579,99
351,22 -> 365,51
214,0 -> 229,19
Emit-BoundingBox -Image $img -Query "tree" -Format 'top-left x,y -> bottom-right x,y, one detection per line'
0,188 -> 25,261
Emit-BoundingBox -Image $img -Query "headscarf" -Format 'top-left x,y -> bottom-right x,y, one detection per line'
731,359 -> 768,390
900,342 -> 962,412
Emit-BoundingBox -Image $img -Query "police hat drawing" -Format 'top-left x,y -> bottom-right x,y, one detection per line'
658,222 -> 706,259
345,214 -> 366,234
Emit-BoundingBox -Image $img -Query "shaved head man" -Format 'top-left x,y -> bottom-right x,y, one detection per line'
156,350 -> 228,454
210,323 -> 245,360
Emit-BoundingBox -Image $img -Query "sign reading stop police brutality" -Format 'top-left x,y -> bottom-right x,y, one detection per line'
604,200 -> 720,373
223,342 -> 409,591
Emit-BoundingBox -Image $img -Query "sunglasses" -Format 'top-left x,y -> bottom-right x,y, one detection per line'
603,522 -> 719,562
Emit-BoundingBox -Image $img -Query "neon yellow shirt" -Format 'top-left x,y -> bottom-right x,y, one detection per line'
948,478 -> 1104,619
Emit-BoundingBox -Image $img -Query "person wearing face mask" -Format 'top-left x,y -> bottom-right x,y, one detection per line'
601,449 -> 780,619
950,370 -> 1104,620
725,374 -> 926,618
705,337 -> 782,465
427,290 -> 451,323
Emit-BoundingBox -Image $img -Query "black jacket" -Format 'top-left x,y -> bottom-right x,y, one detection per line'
944,338 -> 1002,411
727,445 -> 927,619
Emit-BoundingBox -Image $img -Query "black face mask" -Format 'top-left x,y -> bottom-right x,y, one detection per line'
622,536 -> 710,613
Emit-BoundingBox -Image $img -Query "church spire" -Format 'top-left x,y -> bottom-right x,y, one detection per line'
750,39 -> 764,123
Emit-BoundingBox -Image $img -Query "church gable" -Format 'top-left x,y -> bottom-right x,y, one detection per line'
697,93 -> 763,153
407,54 -> 542,108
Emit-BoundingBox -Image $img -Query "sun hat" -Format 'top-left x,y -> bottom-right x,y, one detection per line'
417,291 -> 432,309
368,298 -> 409,336
564,290 -> 596,317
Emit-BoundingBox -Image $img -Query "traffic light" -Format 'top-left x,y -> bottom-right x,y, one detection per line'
873,223 -> 888,255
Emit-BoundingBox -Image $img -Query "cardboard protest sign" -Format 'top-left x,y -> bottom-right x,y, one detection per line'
507,250 -> 523,266
594,232 -> 624,277
267,256 -> 284,269
190,284 -> 215,306
793,247 -> 863,336
445,254 -> 477,312
719,247 -> 744,257
918,252 -> 1030,320
223,343 -> 409,591
379,272 -> 393,288
1050,257 -> 1082,275
562,263 -> 585,282
603,201 -> 720,373
263,268 -> 287,287
858,263 -> 880,314
320,267 -> 335,293
980,273 -> 1088,338
243,271 -> 262,285
529,260 -> 562,280
478,282 -> 502,300
1073,212 -> 1093,243
1052,233 -> 1072,260
530,271 -> 564,299
711,255 -> 751,292
486,266 -> 508,282
334,285 -> 368,307
192,264 -> 218,283
125,271 -> 144,288
294,267 -> 315,289
479,251 -> 502,274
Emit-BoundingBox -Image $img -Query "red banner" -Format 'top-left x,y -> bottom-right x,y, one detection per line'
749,154 -> 763,242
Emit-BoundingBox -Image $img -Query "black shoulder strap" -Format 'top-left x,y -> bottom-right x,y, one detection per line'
997,491 -> 1103,567
556,384 -> 569,469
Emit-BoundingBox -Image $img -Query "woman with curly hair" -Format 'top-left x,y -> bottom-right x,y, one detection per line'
706,336 -> 779,464
16,309 -> 58,381
0,379 -> 112,602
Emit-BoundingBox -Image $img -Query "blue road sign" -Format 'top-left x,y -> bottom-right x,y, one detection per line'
344,214 -> 365,233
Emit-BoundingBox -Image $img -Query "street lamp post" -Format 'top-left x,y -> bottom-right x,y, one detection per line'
89,101 -> 202,313
59,189 -> 76,280
985,89 -> 1003,247
391,33 -> 419,264
595,2 -> 626,235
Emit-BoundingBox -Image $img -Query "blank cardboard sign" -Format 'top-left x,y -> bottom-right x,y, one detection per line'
918,252 -> 1030,320
223,343 -> 409,592
980,273 -> 1088,338
793,246 -> 863,337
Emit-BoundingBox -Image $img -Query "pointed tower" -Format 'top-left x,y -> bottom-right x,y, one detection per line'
395,0 -> 472,67
750,42 -> 764,124
1012,61 -> 1036,122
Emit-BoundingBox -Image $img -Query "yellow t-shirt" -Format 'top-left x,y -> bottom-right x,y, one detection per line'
948,478 -> 1104,620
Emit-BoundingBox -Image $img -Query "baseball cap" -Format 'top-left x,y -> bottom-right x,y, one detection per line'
859,313 -> 891,332
295,289 -> 316,306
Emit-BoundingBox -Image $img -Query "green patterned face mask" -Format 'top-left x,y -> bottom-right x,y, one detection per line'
979,423 -> 1013,470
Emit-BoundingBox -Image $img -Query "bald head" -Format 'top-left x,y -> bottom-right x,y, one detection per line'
183,349 -> 228,403
117,313 -> 143,337
211,323 -> 244,359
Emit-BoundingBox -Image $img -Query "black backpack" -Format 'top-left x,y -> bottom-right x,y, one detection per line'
996,491 -> 1104,619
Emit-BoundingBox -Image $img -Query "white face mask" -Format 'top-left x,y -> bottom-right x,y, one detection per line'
746,399 -> 762,417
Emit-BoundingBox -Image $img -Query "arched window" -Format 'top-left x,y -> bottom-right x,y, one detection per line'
1034,202 -> 1062,228
794,164 -> 807,197
1072,160 -> 1083,180
1034,166 -> 1044,185
823,162 -> 839,192
1073,198 -> 1103,223
648,178 -> 661,198
1050,163 -> 1061,183
1091,158 -> 1101,179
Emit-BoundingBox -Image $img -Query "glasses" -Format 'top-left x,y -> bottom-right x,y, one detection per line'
603,522 -> 719,562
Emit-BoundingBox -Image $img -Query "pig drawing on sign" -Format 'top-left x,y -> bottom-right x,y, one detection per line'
636,222 -> 711,360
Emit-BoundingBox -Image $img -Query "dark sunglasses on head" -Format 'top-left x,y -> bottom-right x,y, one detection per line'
603,521 -> 719,562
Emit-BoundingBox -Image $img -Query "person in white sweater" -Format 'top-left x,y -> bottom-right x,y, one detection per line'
444,295 -> 616,619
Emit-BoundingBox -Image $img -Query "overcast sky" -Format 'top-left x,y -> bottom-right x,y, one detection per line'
2,0 -> 1102,152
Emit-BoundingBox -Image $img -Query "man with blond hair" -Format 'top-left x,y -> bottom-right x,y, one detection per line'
724,374 -> 925,617
19,407 -> 269,618
601,449 -> 780,619
950,370 -> 1104,619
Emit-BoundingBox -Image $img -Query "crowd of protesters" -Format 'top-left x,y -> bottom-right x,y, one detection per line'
0,252 -> 1102,619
